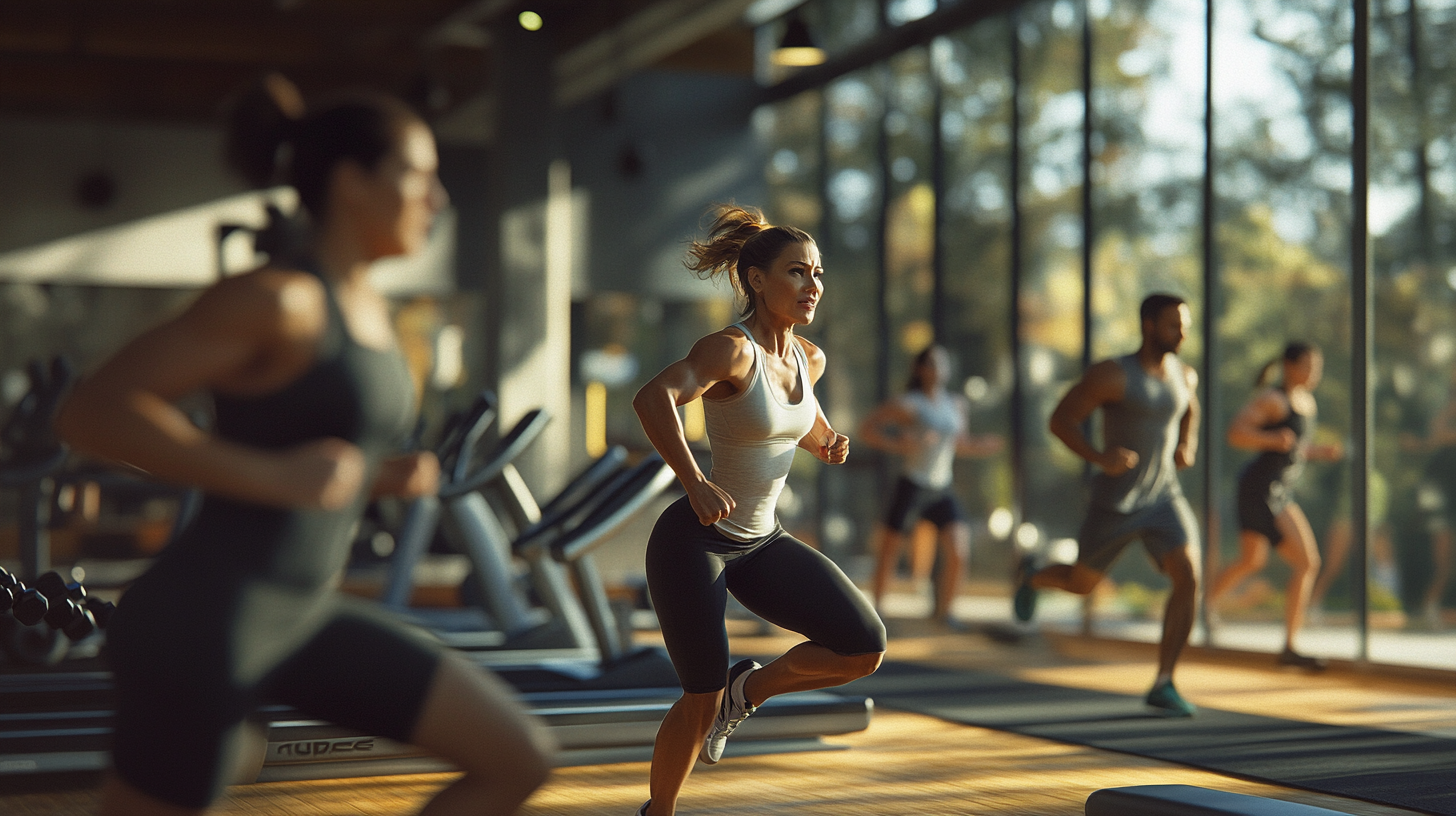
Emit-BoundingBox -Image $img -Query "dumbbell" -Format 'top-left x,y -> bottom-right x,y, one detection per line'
0,568 -> 114,640
34,571 -> 98,641
0,567 -> 51,627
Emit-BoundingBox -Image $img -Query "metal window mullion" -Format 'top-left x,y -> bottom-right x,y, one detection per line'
1352,0 -> 1372,662
1081,0 -> 1094,374
1010,9 -> 1028,534
877,61 -> 893,404
1201,0 -> 1222,646
931,40 -> 948,342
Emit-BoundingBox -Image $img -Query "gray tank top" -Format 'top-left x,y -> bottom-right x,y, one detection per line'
1090,353 -> 1190,512
702,323 -> 819,541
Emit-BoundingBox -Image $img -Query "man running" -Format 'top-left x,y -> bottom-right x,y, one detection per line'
1015,293 -> 1202,717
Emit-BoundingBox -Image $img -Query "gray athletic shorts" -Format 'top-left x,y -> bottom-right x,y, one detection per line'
1077,495 -> 1198,574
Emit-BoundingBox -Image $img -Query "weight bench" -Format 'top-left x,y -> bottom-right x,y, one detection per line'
1087,785 -> 1353,816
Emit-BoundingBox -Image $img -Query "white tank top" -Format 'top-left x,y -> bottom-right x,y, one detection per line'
702,323 -> 819,541
899,390 -> 965,490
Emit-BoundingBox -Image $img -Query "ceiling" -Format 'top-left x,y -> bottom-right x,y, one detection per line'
0,0 -> 758,131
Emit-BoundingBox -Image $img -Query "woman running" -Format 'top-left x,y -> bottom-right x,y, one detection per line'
56,75 -> 553,815
1208,342 -> 1341,670
860,344 -> 1002,626
631,204 -> 886,816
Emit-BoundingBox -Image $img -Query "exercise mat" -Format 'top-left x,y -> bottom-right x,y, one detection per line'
839,661 -> 1456,816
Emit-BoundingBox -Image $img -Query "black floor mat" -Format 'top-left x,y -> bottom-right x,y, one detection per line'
839,661 -> 1456,816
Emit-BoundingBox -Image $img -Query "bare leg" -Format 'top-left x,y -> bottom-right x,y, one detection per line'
932,522 -> 972,621
1424,527 -> 1453,626
743,642 -> 882,704
1030,562 -> 1103,596
1311,517 -> 1351,611
1157,547 -> 1198,681
909,521 -> 937,587
645,645 -> 881,816
1206,531 -> 1271,611
870,524 -> 905,613
1273,504 -> 1320,652
409,651 -> 555,816
645,691 -> 720,816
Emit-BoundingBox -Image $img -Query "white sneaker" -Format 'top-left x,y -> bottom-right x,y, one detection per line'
698,659 -> 760,764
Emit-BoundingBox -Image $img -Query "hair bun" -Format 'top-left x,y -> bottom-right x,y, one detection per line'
224,73 -> 307,189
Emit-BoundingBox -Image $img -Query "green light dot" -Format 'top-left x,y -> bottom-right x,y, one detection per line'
518,11 -> 543,31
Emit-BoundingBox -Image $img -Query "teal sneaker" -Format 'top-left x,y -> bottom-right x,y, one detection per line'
1013,555 -> 1038,623
1145,680 -> 1197,717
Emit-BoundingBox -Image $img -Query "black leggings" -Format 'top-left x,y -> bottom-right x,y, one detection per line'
646,496 -> 886,694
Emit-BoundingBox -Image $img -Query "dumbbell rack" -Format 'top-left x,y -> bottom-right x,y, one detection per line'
0,567 -> 115,644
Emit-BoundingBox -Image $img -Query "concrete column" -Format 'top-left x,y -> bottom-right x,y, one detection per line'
486,20 -> 573,497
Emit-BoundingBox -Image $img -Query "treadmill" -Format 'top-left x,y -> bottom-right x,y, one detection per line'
0,392 -> 873,784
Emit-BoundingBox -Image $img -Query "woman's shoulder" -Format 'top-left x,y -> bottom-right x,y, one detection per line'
793,334 -> 825,365
688,326 -> 756,371
197,265 -> 327,337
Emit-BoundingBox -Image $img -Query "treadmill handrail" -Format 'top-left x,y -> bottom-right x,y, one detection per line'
438,408 -> 551,499
434,390 -> 496,482
514,447 -> 630,550
514,458 -> 639,558
535,446 -> 629,521
552,455 -> 675,564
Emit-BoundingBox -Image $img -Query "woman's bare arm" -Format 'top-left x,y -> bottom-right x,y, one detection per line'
1226,388 -> 1294,453
794,337 -> 848,463
633,331 -> 752,524
56,271 -> 365,509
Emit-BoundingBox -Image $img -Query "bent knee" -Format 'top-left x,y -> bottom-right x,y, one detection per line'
1066,569 -> 1102,595
840,650 -> 884,679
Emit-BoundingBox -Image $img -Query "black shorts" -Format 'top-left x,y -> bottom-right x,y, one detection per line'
1236,469 -> 1292,544
882,477 -> 966,534
106,568 -> 443,809
645,496 -> 886,694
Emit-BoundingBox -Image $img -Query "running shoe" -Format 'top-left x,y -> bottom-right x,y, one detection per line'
1013,555 -> 1039,623
634,801 -> 650,816
1277,648 -> 1328,671
1144,679 -> 1197,718
699,658 -> 760,764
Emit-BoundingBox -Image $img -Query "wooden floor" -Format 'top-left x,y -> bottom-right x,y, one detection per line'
5,620 -> 1454,816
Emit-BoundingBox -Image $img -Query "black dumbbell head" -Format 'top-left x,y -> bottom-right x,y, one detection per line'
0,568 -> 18,591
84,597 -> 116,629
61,608 -> 96,641
35,572 -> 69,601
12,588 -> 48,626
43,597 -> 82,630
0,584 -> 12,613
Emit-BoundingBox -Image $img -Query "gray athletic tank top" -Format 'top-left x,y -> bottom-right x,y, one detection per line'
899,390 -> 964,490
1090,353 -> 1190,512
702,323 -> 818,541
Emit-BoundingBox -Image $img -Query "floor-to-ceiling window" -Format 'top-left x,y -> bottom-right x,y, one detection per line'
1082,0 -> 1210,636
755,0 -> 1456,670
937,20 -> 1019,596
1210,0 -> 1356,659
1369,0 -> 1456,664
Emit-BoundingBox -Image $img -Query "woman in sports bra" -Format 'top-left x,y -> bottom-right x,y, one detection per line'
629,204 -> 886,816
55,75 -> 552,815
1208,342 -> 1341,670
